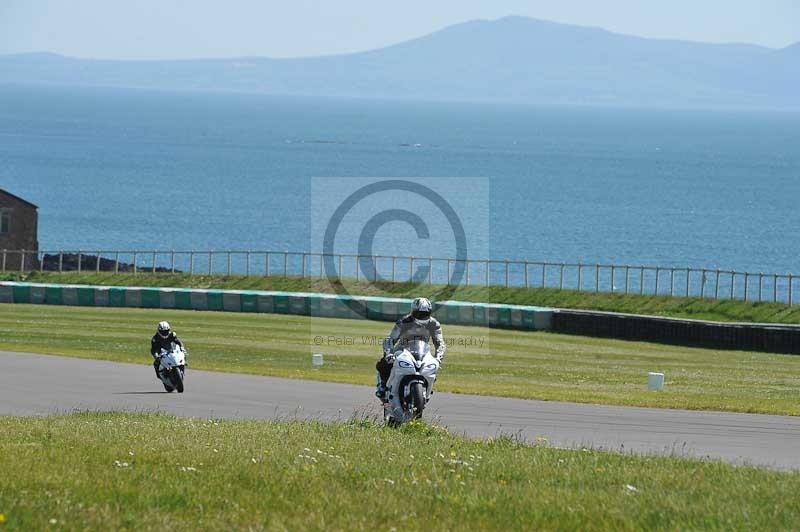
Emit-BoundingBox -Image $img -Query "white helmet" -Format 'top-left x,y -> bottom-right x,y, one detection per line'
157,321 -> 171,338
411,297 -> 432,321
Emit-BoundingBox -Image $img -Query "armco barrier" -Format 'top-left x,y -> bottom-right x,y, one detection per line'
551,309 -> 800,354
0,282 -> 554,331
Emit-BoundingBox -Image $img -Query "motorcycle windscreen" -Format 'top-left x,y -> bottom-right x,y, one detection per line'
407,340 -> 431,361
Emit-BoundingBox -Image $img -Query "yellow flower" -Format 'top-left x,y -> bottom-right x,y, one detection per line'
0,512 -> 6,524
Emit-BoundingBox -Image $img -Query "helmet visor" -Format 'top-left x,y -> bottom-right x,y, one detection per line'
412,310 -> 431,320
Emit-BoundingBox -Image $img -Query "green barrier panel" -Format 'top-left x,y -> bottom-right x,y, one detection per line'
206,291 -> 224,311
140,288 -> 161,308
222,293 -> 241,312
158,290 -> 176,309
307,296 -> 321,317
45,286 -> 62,305
241,293 -> 258,312
94,288 -> 110,307
521,308 -> 536,330
124,289 -> 141,308
190,292 -> 208,311
471,305 -> 487,326
257,294 -> 275,313
77,287 -> 95,306
288,295 -> 309,315
12,285 -> 30,304
273,294 -> 289,314
109,288 -> 126,307
496,306 -> 512,327
174,291 -> 192,310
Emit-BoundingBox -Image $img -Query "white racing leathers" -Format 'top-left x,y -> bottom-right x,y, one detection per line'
382,314 -> 446,361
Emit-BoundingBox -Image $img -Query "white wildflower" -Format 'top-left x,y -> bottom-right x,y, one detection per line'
625,484 -> 638,493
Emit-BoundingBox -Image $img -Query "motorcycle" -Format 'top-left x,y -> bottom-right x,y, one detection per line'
157,344 -> 187,393
384,339 -> 440,426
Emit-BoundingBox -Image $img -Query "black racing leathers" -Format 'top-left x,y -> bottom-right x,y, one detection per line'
376,314 -> 446,384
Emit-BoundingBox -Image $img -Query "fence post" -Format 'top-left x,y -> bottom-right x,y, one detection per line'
714,269 -> 720,299
466,260 -> 471,286
640,266 -> 645,295
246,251 -> 251,276
685,268 -> 690,297
189,252 -> 194,275
559,263 -> 565,290
773,274 -> 778,303
319,254 -> 324,279
595,264 -> 600,292
655,267 -> 660,295
283,252 -> 288,277
447,259 -> 452,285
1,249 -> 6,272
152,251 -> 157,273
624,265 -> 629,294
429,257 -> 433,285
208,252 -> 213,275
669,268 -> 675,296
20,250 -> 25,272
744,273 -> 749,301
39,251 -> 45,272
504,259 -> 509,288
790,274 -> 794,306
227,252 -> 232,275
338,255 -> 343,281
77,251 -> 82,273
171,251 -> 176,273
96,251 -> 102,273
392,257 -> 396,283
611,265 -> 617,292
265,252 -> 271,277
542,263 -> 547,289
301,253 -> 306,278
758,273 -> 764,302
132,251 -> 136,275
59,251 -> 63,273
485,260 -> 489,286
577,263 -> 582,291
700,270 -> 706,298
730,271 -> 736,300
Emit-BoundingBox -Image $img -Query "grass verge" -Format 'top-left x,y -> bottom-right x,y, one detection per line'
3,303 -> 800,415
4,271 -> 800,325
1,412 -> 799,531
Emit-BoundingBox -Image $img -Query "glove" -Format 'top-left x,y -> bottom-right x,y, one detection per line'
384,352 -> 396,363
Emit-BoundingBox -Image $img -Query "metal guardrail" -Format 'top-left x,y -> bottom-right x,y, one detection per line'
1,248 -> 797,305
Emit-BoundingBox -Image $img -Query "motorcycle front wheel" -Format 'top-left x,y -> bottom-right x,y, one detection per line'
409,381 -> 425,419
171,367 -> 184,393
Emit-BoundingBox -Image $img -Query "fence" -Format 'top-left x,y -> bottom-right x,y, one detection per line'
1,248 -> 797,305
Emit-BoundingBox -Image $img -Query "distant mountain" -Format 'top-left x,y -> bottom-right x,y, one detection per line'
1,16 -> 798,109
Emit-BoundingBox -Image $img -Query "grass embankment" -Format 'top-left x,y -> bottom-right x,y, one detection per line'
4,271 -> 800,325
1,412 -> 798,531
3,303 -> 800,415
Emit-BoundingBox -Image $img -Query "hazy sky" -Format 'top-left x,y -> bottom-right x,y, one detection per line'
2,0 -> 798,60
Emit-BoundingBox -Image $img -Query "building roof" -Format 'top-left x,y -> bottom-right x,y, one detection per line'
0,189 -> 38,209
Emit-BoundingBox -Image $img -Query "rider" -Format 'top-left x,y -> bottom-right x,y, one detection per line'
150,321 -> 184,378
375,297 -> 446,402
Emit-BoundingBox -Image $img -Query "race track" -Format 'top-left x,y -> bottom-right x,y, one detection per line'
3,350 -> 800,470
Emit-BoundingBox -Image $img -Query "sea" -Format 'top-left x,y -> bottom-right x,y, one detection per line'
1,84 -> 799,275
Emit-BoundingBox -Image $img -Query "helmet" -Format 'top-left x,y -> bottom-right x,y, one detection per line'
411,297 -> 432,321
157,321 -> 171,338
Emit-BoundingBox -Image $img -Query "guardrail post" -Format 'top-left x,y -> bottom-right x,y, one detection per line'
115,252 -> 120,274
58,251 -> 63,272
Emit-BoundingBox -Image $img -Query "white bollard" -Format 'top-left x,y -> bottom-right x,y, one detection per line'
312,353 -> 324,368
648,372 -> 665,391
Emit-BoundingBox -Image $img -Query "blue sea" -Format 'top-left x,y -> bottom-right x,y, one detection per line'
1,84 -> 799,274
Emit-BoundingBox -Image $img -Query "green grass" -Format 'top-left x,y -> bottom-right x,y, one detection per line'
5,271 -> 800,325
3,303 -> 800,415
0,412 -> 798,531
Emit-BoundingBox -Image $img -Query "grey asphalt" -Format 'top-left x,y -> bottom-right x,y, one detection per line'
2,351 -> 799,470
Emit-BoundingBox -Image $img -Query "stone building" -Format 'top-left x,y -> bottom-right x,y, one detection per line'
0,188 -> 39,271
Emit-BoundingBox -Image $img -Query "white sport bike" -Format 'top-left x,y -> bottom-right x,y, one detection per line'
156,344 -> 187,393
383,340 -> 440,426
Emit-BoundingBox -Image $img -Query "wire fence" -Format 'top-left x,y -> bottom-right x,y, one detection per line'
1,248 -> 797,306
